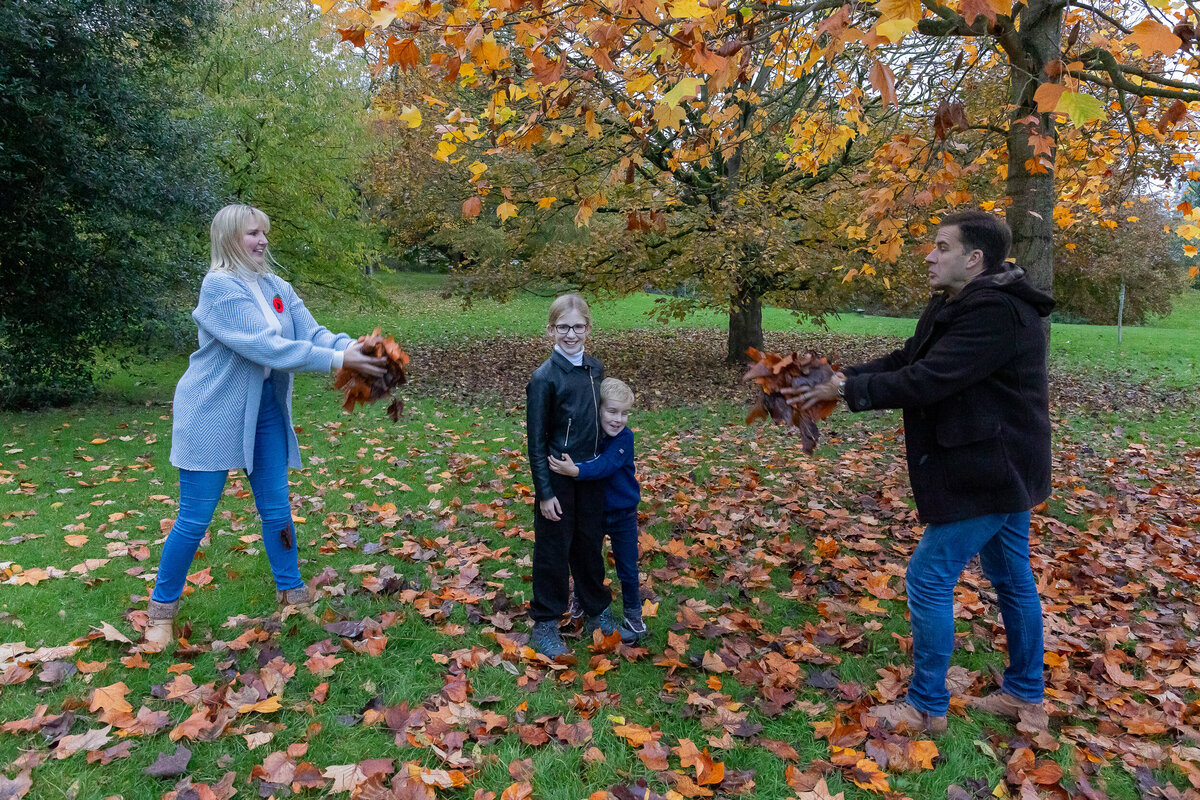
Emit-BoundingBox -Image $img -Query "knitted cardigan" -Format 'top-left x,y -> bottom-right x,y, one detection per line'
170,271 -> 351,473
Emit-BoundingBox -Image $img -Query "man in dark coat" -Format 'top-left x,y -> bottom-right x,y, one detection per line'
789,210 -> 1055,735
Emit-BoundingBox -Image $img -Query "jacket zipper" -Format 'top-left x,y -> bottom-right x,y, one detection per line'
564,417 -> 571,449
587,366 -> 600,457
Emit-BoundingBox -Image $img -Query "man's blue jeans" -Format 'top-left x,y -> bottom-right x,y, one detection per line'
905,511 -> 1044,715
151,378 -> 303,604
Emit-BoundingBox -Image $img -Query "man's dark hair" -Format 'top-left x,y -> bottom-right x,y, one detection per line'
940,210 -> 1013,274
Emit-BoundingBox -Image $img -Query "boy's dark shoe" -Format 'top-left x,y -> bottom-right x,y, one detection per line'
567,593 -> 585,622
621,608 -> 647,642
584,607 -> 634,642
531,621 -> 569,658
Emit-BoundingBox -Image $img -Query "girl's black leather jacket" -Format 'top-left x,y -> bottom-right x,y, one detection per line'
525,350 -> 604,500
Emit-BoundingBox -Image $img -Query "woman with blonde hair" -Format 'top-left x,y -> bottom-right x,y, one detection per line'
145,204 -> 385,649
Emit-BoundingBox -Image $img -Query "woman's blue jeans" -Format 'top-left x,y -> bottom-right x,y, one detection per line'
905,511 -> 1044,715
151,378 -> 302,604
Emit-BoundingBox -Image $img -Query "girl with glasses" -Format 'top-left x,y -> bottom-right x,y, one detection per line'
524,294 -> 628,656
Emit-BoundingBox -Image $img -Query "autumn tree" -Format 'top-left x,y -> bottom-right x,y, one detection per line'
336,0 -> 1200,358
192,0 -> 383,283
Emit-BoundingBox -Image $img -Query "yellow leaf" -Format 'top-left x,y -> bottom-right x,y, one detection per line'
497,201 -> 518,221
1126,19 -> 1180,56
1176,223 -> 1200,240
537,196 -> 557,209
875,17 -> 917,43
876,0 -> 920,22
472,34 -> 508,71
90,438 -> 108,445
663,77 -> 703,107
398,106 -> 422,129
312,0 -> 338,12
370,8 -> 397,27
238,696 -> 282,714
626,73 -> 655,95
468,160 -> 488,177
434,140 -> 457,162
1183,244 -> 1198,256
670,0 -> 713,18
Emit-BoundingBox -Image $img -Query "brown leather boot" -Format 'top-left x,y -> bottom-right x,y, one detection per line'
144,599 -> 178,651
968,692 -> 1049,731
276,585 -> 315,607
872,701 -> 948,735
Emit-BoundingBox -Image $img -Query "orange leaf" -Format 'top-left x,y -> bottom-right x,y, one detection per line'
463,196 -> 482,218
1127,18 -> 1181,56
868,61 -> 897,107
90,682 -> 132,714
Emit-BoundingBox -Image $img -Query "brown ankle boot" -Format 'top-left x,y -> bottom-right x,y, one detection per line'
144,599 -> 178,651
276,585 -> 314,607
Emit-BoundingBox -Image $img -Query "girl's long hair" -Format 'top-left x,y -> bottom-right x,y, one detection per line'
209,204 -> 278,275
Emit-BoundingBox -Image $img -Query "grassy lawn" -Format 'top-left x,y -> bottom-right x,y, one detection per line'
0,275 -> 1197,800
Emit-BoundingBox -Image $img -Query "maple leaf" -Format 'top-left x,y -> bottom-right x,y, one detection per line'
868,61 -> 897,107
89,681 -> 132,714
463,196 -> 482,218
1054,91 -> 1104,128
143,745 -> 192,778
334,328 -> 409,419
54,726 -> 112,759
1127,18 -> 1181,56
743,348 -> 839,453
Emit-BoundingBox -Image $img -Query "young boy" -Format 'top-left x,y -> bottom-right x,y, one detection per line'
549,377 -> 646,641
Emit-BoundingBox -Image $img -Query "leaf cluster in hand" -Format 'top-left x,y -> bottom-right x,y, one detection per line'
334,327 -> 410,421
743,347 -> 839,453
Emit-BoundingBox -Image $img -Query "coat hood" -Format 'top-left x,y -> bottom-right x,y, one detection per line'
959,268 -> 1055,317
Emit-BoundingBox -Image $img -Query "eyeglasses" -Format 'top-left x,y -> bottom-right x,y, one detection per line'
553,323 -> 589,335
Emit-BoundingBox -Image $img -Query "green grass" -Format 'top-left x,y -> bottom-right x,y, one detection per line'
0,274 -> 1196,799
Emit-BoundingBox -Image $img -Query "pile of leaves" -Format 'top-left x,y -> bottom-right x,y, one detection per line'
334,328 -> 410,422
743,348 -> 840,453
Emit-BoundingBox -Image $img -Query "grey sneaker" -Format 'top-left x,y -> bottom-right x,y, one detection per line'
530,620 -> 569,658
622,608 -> 647,641
567,593 -> 585,621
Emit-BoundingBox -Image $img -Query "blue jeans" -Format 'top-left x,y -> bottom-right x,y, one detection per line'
905,511 -> 1044,715
604,507 -> 640,613
152,378 -> 302,603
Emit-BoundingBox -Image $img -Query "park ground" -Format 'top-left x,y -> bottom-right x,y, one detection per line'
0,276 -> 1198,800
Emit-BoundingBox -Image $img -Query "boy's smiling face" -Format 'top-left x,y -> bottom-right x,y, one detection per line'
599,398 -> 631,437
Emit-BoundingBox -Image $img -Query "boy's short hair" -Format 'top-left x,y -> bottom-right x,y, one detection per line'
600,377 -> 634,407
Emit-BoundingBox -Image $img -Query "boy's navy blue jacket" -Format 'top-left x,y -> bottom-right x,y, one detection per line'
574,427 -> 640,510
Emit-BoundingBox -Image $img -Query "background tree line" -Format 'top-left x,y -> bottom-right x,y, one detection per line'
1,0 -> 1195,408
0,0 -> 379,408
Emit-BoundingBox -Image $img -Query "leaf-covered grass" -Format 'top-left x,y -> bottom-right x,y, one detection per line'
0,277 -> 1197,800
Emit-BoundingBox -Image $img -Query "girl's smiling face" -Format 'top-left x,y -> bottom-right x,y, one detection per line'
548,309 -> 589,356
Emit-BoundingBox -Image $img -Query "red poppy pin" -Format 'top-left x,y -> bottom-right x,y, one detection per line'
272,295 -> 284,313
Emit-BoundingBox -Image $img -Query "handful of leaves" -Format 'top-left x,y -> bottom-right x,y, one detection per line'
743,347 -> 839,454
334,327 -> 410,422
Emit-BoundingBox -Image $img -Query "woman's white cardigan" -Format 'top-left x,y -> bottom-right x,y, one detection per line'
170,271 -> 351,473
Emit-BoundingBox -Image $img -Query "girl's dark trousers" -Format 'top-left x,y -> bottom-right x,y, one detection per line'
530,472 -> 611,622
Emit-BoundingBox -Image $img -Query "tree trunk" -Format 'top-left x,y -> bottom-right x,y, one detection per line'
727,283 -> 763,364
1005,0 -> 1062,342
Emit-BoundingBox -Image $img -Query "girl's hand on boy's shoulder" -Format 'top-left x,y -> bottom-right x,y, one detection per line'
548,453 -> 579,477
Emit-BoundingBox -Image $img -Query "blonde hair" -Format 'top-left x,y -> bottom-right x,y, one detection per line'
601,377 -> 634,407
209,204 -> 277,275
547,293 -> 591,327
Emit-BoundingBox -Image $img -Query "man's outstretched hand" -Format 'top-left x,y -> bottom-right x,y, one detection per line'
781,372 -> 846,410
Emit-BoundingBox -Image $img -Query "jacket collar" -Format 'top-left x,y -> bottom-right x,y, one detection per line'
550,350 -> 600,371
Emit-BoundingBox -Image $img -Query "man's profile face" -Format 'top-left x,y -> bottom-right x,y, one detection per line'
925,225 -> 981,297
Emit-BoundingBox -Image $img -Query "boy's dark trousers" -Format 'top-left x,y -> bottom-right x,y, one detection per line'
603,506 -> 639,613
531,472 -> 611,622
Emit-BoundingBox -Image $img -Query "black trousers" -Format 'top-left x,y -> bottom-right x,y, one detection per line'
530,472 -> 611,622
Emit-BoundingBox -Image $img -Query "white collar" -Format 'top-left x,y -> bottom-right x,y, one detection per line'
554,345 -> 584,366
